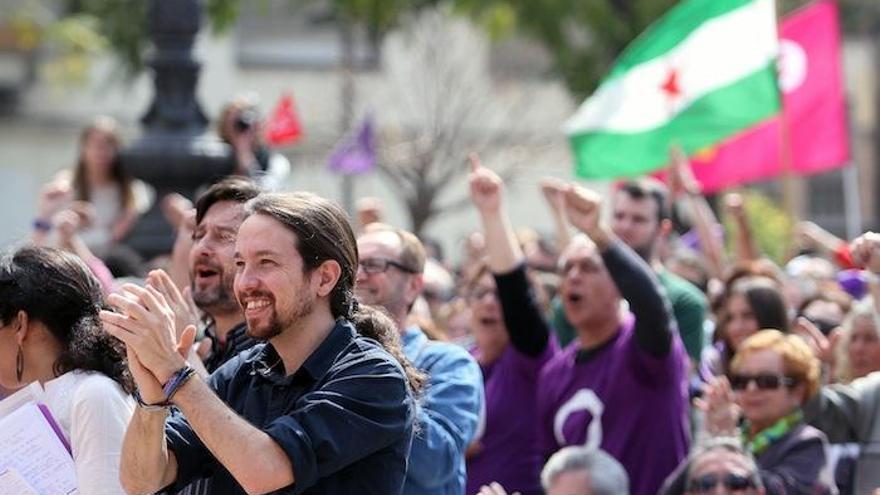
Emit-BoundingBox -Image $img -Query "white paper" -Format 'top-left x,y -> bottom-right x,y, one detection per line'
0,403 -> 78,495
0,381 -> 45,419
0,466 -> 40,495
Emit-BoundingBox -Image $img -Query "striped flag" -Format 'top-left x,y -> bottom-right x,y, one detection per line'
565,0 -> 780,179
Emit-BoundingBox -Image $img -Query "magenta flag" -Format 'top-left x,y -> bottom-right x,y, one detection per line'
684,0 -> 849,192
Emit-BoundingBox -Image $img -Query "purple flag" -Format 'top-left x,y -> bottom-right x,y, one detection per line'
328,114 -> 376,175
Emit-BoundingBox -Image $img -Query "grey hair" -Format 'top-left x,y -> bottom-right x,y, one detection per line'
541,447 -> 629,495
836,296 -> 879,382
686,437 -> 763,488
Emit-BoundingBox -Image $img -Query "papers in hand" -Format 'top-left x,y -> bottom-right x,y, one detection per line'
0,383 -> 78,495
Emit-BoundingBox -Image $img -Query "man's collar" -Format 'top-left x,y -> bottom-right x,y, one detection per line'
209,320 -> 248,353
249,319 -> 357,385
401,325 -> 426,353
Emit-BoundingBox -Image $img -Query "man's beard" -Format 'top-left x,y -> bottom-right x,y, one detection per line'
631,241 -> 654,263
246,291 -> 316,340
191,269 -> 239,315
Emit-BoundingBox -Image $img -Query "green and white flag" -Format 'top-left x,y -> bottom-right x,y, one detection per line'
565,0 -> 780,179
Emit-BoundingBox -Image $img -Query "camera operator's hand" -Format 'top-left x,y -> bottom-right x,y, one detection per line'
231,126 -> 257,153
231,128 -> 259,175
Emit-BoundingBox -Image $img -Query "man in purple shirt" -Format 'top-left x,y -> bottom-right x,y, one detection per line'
538,184 -> 690,495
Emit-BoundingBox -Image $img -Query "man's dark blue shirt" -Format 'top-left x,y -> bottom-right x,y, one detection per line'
164,319 -> 416,495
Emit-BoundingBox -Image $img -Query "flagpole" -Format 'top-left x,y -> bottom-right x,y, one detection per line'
339,11 -> 356,216
776,3 -> 801,227
843,161 -> 862,239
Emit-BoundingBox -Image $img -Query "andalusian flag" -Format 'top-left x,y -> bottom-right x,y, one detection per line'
565,0 -> 780,178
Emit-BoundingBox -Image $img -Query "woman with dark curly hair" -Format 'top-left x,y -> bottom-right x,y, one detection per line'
702,275 -> 790,378
0,245 -> 134,494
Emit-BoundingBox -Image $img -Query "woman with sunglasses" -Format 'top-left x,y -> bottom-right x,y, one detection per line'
664,329 -> 834,494
0,246 -> 134,494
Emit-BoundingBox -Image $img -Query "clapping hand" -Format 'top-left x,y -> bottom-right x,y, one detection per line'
694,376 -> 741,436
146,269 -> 201,358
101,284 -> 196,400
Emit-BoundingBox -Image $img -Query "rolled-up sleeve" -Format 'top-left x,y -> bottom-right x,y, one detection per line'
163,358 -> 239,491
263,350 -> 413,495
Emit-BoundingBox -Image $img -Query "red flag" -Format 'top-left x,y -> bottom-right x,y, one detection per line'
683,0 -> 849,192
265,93 -> 304,147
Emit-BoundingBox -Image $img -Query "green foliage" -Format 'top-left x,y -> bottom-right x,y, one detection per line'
723,190 -> 793,265
59,0 -> 148,80
205,0 -> 243,34
42,0 -> 880,92
454,0 -> 678,99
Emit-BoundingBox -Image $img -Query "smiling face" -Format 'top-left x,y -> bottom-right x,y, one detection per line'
189,200 -> 246,317
732,349 -> 804,432
233,214 -> 319,340
724,294 -> 761,351
558,237 -> 620,332
355,230 -> 420,323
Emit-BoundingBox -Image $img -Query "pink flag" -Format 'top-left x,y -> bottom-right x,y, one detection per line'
686,0 -> 849,192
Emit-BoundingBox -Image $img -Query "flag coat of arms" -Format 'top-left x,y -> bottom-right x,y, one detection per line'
565,0 -> 780,179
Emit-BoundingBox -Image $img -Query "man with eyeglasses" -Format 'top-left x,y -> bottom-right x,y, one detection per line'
355,223 -> 484,495
681,439 -> 765,495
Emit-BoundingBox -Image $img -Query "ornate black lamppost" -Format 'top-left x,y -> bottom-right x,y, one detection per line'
121,0 -> 233,258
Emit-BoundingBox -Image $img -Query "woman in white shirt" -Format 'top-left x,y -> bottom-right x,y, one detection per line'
35,116 -> 151,255
0,246 -> 134,495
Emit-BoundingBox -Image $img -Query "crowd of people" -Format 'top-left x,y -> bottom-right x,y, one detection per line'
5,113 -> 880,495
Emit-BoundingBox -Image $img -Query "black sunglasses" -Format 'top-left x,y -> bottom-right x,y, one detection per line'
687,473 -> 757,493
729,373 -> 797,391
358,257 -> 418,275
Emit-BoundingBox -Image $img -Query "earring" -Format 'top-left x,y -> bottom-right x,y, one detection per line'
15,345 -> 23,383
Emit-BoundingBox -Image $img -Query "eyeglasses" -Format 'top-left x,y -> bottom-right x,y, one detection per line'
687,473 -> 758,493
729,373 -> 797,391
358,257 -> 417,275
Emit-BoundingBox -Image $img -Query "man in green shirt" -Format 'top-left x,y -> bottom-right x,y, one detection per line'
609,179 -> 707,363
